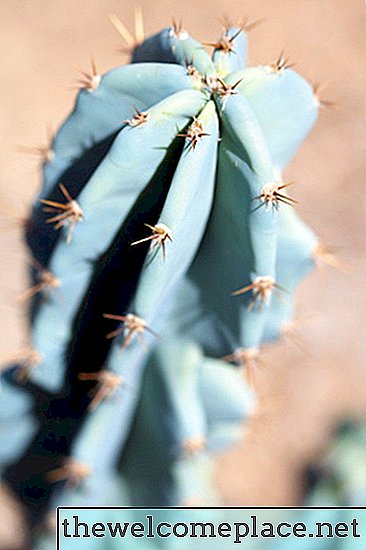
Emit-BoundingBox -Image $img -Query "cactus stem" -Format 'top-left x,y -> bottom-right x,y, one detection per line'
177,117 -> 211,150
123,106 -> 149,127
47,459 -> 92,488
74,58 -> 101,92
182,436 -> 206,457
131,222 -> 173,260
78,370 -> 124,410
231,275 -> 286,310
254,181 -> 298,210
269,51 -> 295,74
39,183 -> 84,243
312,242 -> 348,273
103,313 -> 158,350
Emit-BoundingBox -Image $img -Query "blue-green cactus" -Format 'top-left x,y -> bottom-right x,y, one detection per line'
303,420 -> 366,507
1,15 -> 325,539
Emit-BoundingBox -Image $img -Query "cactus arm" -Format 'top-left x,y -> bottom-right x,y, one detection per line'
212,27 -> 248,77
132,27 -> 216,78
184,93 -> 277,354
218,94 -> 277,275
226,67 -> 318,169
29,89 -> 207,392
132,100 -> 219,321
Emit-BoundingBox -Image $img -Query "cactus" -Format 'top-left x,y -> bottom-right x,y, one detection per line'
264,420 -> 366,550
303,420 -> 366,507
0,11 -> 329,539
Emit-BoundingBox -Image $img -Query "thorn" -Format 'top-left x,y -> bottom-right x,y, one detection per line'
206,76 -> 242,104
222,347 -> 259,365
47,459 -> 92,488
222,347 -> 261,387
109,9 -> 145,53
123,105 -> 149,127
75,58 -> 101,92
0,348 -> 42,382
131,222 -> 173,260
312,81 -> 337,110
185,61 -> 204,85
312,242 -> 349,273
254,181 -> 298,210
240,15 -> 266,33
204,28 -> 242,54
219,14 -> 265,33
170,18 -> 188,40
78,370 -> 124,410
16,144 -> 54,164
177,117 -> 210,150
282,320 -> 310,355
103,313 -> 158,350
231,275 -> 287,310
16,125 -> 54,166
17,264 -> 61,303
38,184 -> 84,243
109,13 -> 135,48
270,50 -> 295,74
134,6 -> 145,45
182,436 -> 206,457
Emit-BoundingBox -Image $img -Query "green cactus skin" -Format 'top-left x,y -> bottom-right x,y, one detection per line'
0,16 -> 323,539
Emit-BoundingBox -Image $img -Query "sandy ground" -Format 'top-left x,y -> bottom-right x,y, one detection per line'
0,0 -> 365,547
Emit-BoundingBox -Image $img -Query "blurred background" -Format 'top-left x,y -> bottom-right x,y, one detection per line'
0,0 -> 365,547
